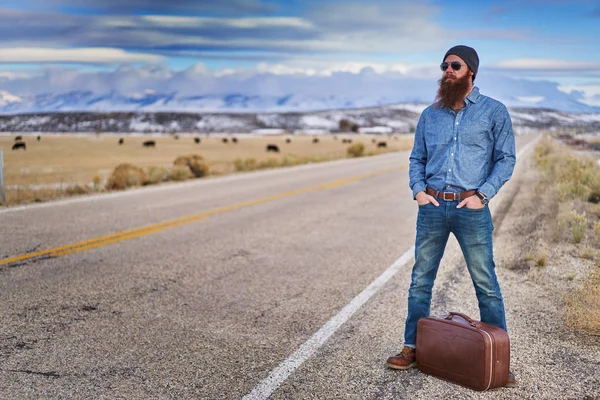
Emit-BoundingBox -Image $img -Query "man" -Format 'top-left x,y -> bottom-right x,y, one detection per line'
386,45 -> 517,387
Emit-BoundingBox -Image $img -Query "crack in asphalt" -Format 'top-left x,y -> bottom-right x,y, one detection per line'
7,369 -> 61,379
1,253 -> 56,270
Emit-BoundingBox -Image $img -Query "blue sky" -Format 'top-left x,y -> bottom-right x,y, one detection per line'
1,0 -> 600,106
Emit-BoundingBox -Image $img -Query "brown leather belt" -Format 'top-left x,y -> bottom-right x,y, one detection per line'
426,187 -> 477,201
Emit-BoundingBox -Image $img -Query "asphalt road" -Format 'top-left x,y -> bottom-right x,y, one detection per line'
1,133 -> 541,399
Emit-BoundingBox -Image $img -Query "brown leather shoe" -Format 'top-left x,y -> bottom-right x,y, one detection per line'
505,371 -> 518,388
386,346 -> 416,370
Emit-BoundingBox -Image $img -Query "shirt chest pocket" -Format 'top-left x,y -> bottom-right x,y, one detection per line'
460,119 -> 492,147
424,125 -> 454,145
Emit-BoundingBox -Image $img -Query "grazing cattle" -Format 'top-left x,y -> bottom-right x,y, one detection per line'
14,135 -> 22,141
37,135 -> 41,141
342,138 -> 353,144
12,141 -> 26,151
266,144 -> 280,152
312,137 -> 319,143
372,139 -> 376,143
174,135 -> 179,140
222,138 -> 229,143
142,140 -> 156,147
285,138 -> 291,143
194,137 -> 201,144
232,137 -> 238,143
118,138 -> 124,145
589,193 -> 600,204
377,141 -> 387,148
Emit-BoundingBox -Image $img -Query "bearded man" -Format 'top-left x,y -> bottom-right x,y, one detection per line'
386,45 -> 517,387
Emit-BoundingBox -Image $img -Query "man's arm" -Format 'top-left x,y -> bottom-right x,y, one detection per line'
409,113 -> 428,199
478,104 -> 516,199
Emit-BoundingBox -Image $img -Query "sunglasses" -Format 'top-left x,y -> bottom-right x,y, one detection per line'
440,61 -> 466,71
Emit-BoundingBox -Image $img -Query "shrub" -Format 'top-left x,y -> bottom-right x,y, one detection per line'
564,268 -> 600,335
146,166 -> 168,184
170,165 -> 190,181
536,254 -> 547,267
174,154 -> 210,178
92,175 -> 102,191
594,220 -> 600,243
106,163 -> 147,190
570,210 -> 587,244
578,245 -> 597,260
347,142 -> 365,157
536,139 -> 600,201
65,184 -> 91,195
339,119 -> 352,132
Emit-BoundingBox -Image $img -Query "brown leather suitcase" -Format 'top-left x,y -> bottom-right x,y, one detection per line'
416,312 -> 510,390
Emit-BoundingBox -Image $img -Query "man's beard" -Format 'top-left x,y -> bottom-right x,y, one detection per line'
435,73 -> 471,110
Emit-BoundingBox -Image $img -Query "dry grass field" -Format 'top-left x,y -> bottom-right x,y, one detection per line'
0,133 -> 413,205
532,137 -> 600,335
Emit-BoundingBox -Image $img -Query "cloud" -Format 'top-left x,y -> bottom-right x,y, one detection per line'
142,16 -> 314,30
0,62 -> 434,98
0,9 -> 320,55
559,84 -> 600,106
0,47 -> 165,64
0,71 -> 34,80
0,3 -> 450,62
0,8 -> 88,47
304,2 -> 449,53
493,58 -> 600,70
490,58 -> 600,77
16,0 -> 278,16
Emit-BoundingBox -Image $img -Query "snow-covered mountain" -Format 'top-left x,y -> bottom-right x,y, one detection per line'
2,89 -> 599,117
2,66 -> 599,115
2,88 -> 598,115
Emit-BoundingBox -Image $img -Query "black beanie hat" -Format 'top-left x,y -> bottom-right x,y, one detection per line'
443,45 -> 479,80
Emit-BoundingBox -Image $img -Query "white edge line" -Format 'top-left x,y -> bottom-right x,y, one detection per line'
243,133 -> 540,399
242,247 -> 415,400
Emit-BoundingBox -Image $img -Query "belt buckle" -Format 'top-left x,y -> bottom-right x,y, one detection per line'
442,192 -> 457,201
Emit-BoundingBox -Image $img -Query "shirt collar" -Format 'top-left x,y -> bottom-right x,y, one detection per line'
466,86 -> 480,104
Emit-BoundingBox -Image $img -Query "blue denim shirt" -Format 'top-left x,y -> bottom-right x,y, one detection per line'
409,87 -> 516,200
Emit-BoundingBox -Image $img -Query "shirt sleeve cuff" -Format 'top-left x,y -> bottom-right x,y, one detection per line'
478,183 -> 497,200
412,182 -> 426,200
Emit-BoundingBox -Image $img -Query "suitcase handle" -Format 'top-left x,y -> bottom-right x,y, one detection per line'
446,312 -> 479,328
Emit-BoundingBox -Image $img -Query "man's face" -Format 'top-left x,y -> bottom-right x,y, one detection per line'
442,54 -> 473,82
436,54 -> 474,109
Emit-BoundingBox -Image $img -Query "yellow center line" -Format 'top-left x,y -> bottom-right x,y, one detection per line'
1,166 -> 406,266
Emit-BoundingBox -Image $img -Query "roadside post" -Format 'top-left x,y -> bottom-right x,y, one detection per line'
0,150 -> 5,205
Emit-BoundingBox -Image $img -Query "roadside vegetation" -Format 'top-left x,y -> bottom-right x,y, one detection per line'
534,136 -> 600,336
1,134 -> 411,206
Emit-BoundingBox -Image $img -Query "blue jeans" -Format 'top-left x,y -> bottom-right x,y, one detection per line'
403,201 -> 507,347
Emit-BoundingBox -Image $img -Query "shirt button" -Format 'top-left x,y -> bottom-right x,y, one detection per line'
454,137 -> 457,140
456,122 -> 459,125
448,169 -> 452,172
451,153 -> 454,156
